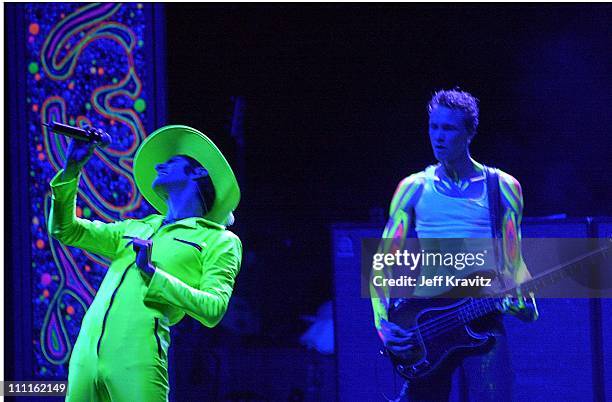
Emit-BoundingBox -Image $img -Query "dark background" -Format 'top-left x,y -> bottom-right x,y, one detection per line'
163,4 -> 612,343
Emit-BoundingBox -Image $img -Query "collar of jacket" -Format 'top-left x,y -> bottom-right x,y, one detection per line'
143,214 -> 226,231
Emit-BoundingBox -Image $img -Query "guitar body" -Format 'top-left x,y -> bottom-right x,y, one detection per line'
388,298 -> 495,381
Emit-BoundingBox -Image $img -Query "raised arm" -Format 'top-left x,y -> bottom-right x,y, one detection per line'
48,134 -> 127,259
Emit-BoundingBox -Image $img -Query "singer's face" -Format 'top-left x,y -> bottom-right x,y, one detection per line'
152,156 -> 192,197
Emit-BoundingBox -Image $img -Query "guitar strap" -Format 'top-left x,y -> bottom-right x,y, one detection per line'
484,165 -> 507,289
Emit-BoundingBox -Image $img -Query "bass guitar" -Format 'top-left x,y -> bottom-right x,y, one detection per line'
387,242 -> 610,381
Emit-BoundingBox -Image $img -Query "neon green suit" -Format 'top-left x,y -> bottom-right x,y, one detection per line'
48,170 -> 242,402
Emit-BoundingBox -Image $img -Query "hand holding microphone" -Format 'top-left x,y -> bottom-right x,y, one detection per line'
44,121 -> 112,180
43,121 -> 112,147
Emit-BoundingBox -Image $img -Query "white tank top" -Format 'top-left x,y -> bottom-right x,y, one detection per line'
414,165 -> 491,239
413,165 -> 496,296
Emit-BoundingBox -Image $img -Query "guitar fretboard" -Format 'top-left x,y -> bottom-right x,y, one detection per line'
457,244 -> 609,323
458,297 -> 504,323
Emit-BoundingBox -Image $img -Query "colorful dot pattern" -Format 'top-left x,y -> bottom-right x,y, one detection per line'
25,3 -> 156,379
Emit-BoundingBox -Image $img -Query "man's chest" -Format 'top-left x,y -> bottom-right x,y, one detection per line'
120,224 -> 209,288
433,177 -> 485,199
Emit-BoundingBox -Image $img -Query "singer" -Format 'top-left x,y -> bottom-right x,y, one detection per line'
48,125 -> 243,401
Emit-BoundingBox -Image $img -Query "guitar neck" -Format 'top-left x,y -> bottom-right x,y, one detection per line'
459,244 -> 609,323
458,297 -> 504,323
509,244 -> 609,296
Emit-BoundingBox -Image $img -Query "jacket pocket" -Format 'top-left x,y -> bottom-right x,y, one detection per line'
173,237 -> 203,252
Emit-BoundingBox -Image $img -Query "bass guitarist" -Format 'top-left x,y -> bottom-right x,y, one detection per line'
370,89 -> 538,401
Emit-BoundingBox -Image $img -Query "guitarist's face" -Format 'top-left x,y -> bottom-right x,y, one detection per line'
428,105 -> 473,164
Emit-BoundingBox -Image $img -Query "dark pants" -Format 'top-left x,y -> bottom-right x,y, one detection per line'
406,318 -> 514,402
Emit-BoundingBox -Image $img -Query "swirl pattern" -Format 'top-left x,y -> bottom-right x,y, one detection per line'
26,3 -> 157,378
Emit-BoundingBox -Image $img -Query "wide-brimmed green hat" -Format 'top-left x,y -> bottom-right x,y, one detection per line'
133,125 -> 240,225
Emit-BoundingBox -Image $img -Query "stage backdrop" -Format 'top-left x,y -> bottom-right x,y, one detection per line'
6,3 -> 166,380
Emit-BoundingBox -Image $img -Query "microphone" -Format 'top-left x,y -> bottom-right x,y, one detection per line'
43,121 -> 112,148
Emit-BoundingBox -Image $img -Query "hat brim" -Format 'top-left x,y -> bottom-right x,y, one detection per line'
133,125 -> 240,224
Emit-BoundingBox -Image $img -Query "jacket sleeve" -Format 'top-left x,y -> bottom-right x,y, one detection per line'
143,232 -> 242,328
47,170 -> 127,260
